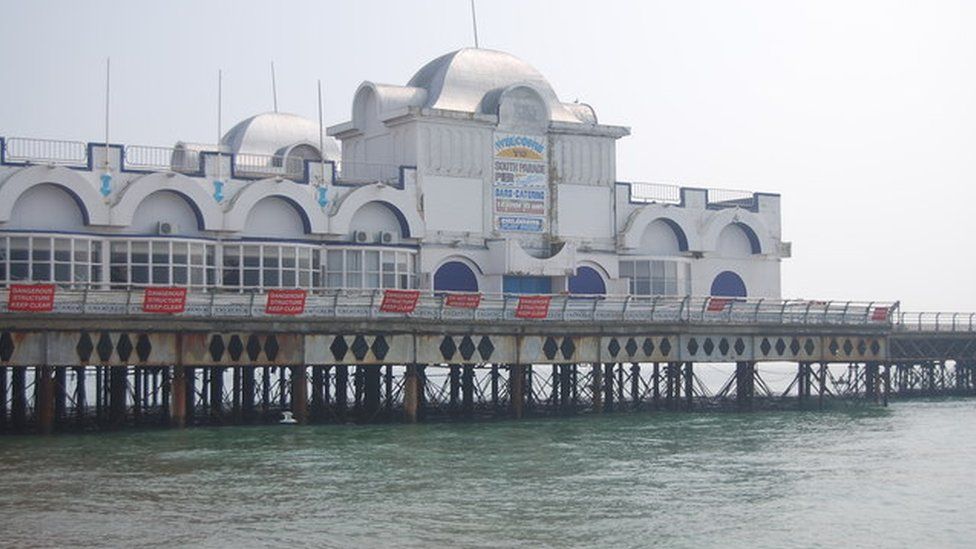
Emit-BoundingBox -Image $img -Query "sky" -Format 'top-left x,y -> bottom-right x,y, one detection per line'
1,0 -> 974,312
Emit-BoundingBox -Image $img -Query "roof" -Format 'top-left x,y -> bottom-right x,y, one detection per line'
220,112 -> 340,160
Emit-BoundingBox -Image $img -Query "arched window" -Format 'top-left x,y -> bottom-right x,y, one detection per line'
568,266 -> 606,295
433,261 -> 479,292
710,271 -> 747,298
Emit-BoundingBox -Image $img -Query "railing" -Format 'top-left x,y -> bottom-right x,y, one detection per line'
233,153 -> 307,179
897,312 -> 976,332
3,137 -> 88,166
706,188 -> 755,205
0,288 -> 898,326
628,182 -> 682,204
123,145 -> 201,173
335,162 -> 400,185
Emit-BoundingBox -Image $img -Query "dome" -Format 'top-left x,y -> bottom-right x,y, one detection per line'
220,112 -> 340,161
406,48 -> 586,123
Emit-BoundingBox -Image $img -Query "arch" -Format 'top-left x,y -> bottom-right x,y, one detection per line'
223,180 -> 327,234
433,260 -> 480,292
112,173 -> 222,230
716,223 -> 760,257
701,209 -> 771,255
710,271 -> 747,298
7,183 -> 87,230
638,218 -> 688,255
128,190 -> 207,235
619,207 -> 698,252
330,184 -> 425,239
242,195 -> 310,237
349,201 -> 409,238
0,165 -> 108,225
568,265 -> 607,295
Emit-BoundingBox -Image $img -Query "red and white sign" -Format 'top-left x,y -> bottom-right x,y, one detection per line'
707,298 -> 731,312
7,284 -> 56,312
515,295 -> 551,319
445,292 -> 481,309
142,287 -> 187,314
265,289 -> 307,315
380,289 -> 421,314
871,306 -> 890,322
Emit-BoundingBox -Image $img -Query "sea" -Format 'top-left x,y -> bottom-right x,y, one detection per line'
1,398 -> 975,548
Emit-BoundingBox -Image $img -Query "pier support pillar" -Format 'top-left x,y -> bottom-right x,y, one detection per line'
241,366 -> 255,423
335,365 -> 348,422
170,366 -> 186,428
291,365 -> 307,424
684,363 -> 694,411
36,366 -> 54,434
184,367 -> 196,425
311,366 -> 324,421
631,364 -> 641,410
210,367 -> 224,424
462,365 -> 474,418
109,366 -> 127,429
0,366 -> 6,431
603,363 -> 615,412
404,364 -> 420,423
54,366 -> 67,425
361,366 -> 381,422
736,361 -> 755,412
449,365 -> 461,417
510,364 -> 525,419
559,364 -> 572,413
591,364 -> 603,413
11,367 -> 26,432
865,362 -> 879,402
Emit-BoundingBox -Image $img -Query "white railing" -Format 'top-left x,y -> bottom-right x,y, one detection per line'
897,312 -> 976,332
628,182 -> 682,204
707,188 -> 755,204
233,153 -> 307,179
0,288 -> 898,327
336,162 -> 400,185
4,137 -> 88,166
123,145 -> 201,173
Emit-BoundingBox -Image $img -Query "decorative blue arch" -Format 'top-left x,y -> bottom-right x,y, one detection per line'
568,266 -> 606,295
433,261 -> 479,292
731,222 -> 761,254
710,271 -> 747,298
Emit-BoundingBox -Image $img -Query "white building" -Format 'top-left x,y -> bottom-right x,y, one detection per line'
0,48 -> 788,298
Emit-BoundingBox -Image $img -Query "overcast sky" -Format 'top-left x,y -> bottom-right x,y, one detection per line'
1,0 -> 974,311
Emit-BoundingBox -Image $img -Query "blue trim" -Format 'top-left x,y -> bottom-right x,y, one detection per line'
731,222 -> 762,254
568,266 -> 606,295
710,271 -> 747,298
658,218 -> 689,252
433,261 -> 479,292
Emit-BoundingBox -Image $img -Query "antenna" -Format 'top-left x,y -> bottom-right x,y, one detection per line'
470,0 -> 479,48
104,57 -> 110,168
271,61 -> 279,113
214,68 -> 225,202
317,79 -> 325,184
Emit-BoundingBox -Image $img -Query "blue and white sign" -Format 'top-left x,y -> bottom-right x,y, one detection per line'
493,133 -> 547,233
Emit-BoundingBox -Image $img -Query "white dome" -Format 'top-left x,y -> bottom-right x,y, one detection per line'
221,112 -> 340,161
406,48 -> 585,123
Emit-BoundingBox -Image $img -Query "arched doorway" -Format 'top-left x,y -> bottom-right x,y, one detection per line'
433,261 -> 479,292
710,271 -> 747,298
568,266 -> 606,295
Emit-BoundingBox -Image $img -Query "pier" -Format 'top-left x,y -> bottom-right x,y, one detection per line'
1,290 -> 972,434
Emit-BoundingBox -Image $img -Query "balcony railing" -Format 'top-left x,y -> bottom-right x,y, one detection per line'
335,162 -> 401,186
628,182 -> 682,204
3,137 -> 89,166
0,288 -> 899,327
123,145 -> 202,174
897,312 -> 976,332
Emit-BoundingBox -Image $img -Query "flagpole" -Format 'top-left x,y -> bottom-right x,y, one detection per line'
470,0 -> 479,48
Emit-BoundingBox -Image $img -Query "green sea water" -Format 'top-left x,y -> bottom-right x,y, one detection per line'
1,400 -> 975,548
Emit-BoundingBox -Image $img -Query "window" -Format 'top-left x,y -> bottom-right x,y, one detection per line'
0,234 -> 101,288
221,243 -> 320,291
109,238 -> 215,289
323,247 -> 417,290
620,259 -> 690,296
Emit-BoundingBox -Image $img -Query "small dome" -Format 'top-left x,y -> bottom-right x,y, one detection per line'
407,48 -> 585,123
221,112 -> 340,161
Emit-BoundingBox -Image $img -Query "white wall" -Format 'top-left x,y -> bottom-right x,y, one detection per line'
8,184 -> 86,231
242,197 -> 307,238
128,190 -> 203,236
423,175 -> 484,233
555,184 -> 612,239
349,201 -> 403,237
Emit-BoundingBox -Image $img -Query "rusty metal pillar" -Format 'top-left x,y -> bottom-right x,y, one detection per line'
361,366 -> 381,422
865,362 -> 879,402
665,363 -> 677,410
462,365 -> 474,418
736,361 -> 755,412
170,365 -> 186,428
184,366 -> 196,425
109,366 -> 127,429
525,365 -> 535,412
652,363 -> 661,410
684,363 -> 694,411
591,363 -> 603,413
559,364 -> 571,413
36,366 -> 54,434
404,364 -> 420,423
261,366 -> 271,420
54,366 -> 67,426
311,366 -> 324,422
11,367 -> 26,432
630,363 -> 641,410
335,365 -> 348,421
384,365 -> 393,419
0,366 -> 7,431
241,366 -> 255,423
449,364 -> 461,417
603,362 -> 615,412
291,365 -> 308,424
490,364 -> 500,414
132,367 -> 142,424
231,366 -> 241,423
882,364 -> 891,406
510,364 -> 525,419
210,367 -> 224,424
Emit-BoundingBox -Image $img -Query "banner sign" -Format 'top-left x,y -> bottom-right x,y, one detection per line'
265,289 -> 307,315
445,293 -> 481,309
871,306 -> 890,322
706,298 -> 731,312
7,284 -> 56,312
380,289 -> 421,314
515,295 -> 551,319
142,287 -> 187,314
493,133 -> 547,234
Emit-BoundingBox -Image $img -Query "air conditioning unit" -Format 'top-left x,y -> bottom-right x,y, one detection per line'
157,221 -> 178,235
377,231 -> 398,245
352,230 -> 370,243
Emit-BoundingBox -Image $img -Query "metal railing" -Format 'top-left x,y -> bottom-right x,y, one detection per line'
706,188 -> 756,205
123,145 -> 202,173
0,288 -> 899,326
233,153 -> 307,179
3,137 -> 88,166
897,312 -> 976,332
335,162 -> 400,185
628,182 -> 682,204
